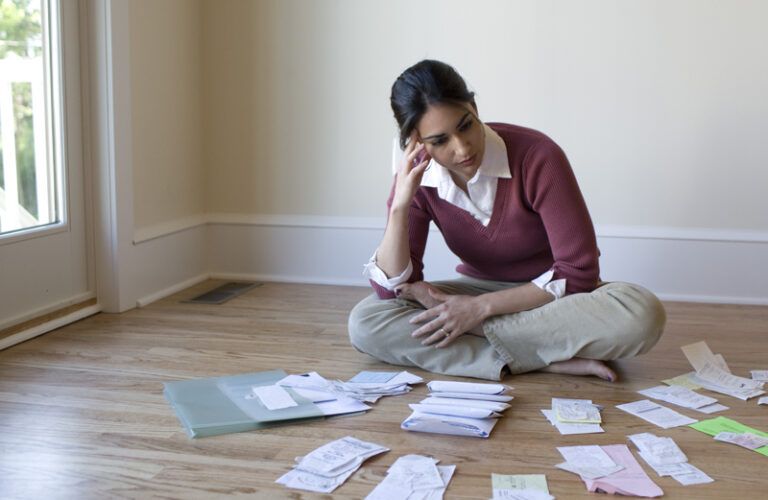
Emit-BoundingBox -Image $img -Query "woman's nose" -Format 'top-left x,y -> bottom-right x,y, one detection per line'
454,137 -> 471,157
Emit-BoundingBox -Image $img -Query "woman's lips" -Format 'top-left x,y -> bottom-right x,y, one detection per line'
458,154 -> 476,166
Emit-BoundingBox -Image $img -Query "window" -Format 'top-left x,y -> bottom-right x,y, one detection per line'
0,0 -> 62,237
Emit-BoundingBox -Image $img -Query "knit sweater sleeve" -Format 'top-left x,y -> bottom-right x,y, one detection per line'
523,140 -> 600,294
369,183 -> 431,299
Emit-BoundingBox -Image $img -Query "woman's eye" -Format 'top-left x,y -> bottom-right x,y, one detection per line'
459,120 -> 473,132
431,138 -> 446,146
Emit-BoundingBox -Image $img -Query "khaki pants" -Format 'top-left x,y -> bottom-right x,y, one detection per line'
348,277 -> 666,381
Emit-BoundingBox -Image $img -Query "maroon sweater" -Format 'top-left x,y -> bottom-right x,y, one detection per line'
371,123 -> 600,300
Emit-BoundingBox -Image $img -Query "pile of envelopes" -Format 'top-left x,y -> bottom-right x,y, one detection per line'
401,381 -> 513,438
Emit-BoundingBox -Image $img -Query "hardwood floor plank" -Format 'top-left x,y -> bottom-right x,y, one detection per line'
0,281 -> 766,499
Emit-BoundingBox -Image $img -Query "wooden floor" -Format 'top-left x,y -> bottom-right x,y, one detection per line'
1,281 -> 766,499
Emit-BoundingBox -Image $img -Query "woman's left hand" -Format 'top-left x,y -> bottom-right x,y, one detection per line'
410,289 -> 488,348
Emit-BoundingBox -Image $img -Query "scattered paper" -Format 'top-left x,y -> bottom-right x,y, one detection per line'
552,398 -> 601,423
366,455 -> 455,500
751,370 -> 768,381
561,444 -> 663,497
628,433 -> 687,465
662,372 -> 702,390
349,371 -> 398,383
541,409 -> 604,435
669,463 -> 714,485
759,397 -> 768,406
492,474 -> 552,500
689,416 -> 768,457
626,432 -> 712,485
695,403 -> 729,414
556,445 -> 621,479
616,400 -> 698,428
556,460 -> 624,480
277,436 -> 388,493
277,370 -> 421,406
637,385 -> 717,410
681,342 -> 765,400
714,431 -> 768,450
250,384 -> 298,410
492,489 -> 553,500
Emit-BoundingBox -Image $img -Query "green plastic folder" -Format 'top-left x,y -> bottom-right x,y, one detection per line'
689,416 -> 768,457
163,370 -> 324,438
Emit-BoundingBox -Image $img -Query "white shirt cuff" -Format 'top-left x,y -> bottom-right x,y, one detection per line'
531,269 -> 566,299
362,251 -> 413,291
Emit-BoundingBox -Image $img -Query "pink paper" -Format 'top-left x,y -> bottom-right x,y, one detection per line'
583,444 -> 663,498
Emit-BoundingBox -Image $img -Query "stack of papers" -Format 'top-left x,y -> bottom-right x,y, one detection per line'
276,436 -> 388,493
491,474 -> 553,500
616,400 -> 698,429
366,455 -> 455,500
689,416 -> 768,457
637,385 -> 728,414
759,397 -> 768,406
333,371 -> 424,403
401,381 -> 513,438
277,370 -> 422,405
628,433 -> 713,485
542,398 -> 604,435
751,370 -> 768,381
681,341 -> 765,400
556,445 -> 625,479
714,431 -> 768,450
556,444 -> 663,497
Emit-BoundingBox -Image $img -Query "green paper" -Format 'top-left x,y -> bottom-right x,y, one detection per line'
492,473 -> 549,493
689,416 -> 768,457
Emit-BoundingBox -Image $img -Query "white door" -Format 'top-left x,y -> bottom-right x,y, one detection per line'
0,0 -> 92,333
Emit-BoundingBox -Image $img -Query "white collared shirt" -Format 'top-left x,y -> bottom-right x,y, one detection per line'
364,124 -> 566,298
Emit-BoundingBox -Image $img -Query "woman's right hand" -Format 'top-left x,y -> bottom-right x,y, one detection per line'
391,134 -> 431,211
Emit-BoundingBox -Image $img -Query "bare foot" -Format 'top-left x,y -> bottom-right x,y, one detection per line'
540,358 -> 617,382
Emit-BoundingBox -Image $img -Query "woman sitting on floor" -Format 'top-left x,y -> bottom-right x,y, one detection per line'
348,59 -> 665,381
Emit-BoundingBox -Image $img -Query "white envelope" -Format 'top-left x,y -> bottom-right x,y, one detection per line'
427,381 -> 512,394
408,403 -> 500,419
401,411 -> 498,438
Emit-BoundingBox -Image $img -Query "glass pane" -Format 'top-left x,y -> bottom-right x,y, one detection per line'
0,0 -> 59,236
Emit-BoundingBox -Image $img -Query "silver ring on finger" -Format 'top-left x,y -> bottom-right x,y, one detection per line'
438,328 -> 450,339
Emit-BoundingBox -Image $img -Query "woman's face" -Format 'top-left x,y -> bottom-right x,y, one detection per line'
416,101 -> 485,182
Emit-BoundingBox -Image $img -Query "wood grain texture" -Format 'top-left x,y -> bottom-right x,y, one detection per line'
0,281 -> 766,499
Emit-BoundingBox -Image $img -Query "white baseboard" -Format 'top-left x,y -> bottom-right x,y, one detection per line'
0,304 -> 102,351
136,273 -> 210,307
129,214 -> 768,306
0,291 -> 95,332
130,224 -> 208,308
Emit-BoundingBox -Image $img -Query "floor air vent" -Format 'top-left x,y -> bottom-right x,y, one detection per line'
184,282 -> 262,305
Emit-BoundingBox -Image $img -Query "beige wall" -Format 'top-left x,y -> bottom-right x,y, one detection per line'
130,0 -> 204,230
133,0 -> 768,232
